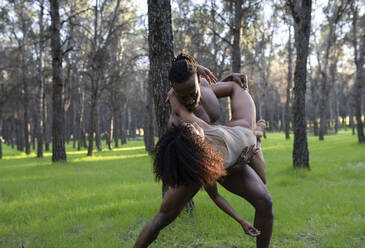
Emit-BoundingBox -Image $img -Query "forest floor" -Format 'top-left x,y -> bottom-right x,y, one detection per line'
0,131 -> 364,248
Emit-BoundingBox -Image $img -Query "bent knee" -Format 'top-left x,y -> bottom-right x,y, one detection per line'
152,210 -> 179,230
255,193 -> 273,217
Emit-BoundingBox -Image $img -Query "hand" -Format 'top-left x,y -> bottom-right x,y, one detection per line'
197,64 -> 218,85
240,219 -> 261,237
237,145 -> 258,165
255,120 -> 266,140
223,73 -> 248,89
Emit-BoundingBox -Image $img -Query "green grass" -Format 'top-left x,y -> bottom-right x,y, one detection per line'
0,131 -> 364,248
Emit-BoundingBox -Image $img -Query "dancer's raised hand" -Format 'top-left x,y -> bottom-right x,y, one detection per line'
197,64 -> 218,85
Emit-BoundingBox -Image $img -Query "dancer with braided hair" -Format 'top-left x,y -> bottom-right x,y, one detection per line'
134,53 -> 272,248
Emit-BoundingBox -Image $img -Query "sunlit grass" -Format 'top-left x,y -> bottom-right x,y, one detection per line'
0,132 -> 364,247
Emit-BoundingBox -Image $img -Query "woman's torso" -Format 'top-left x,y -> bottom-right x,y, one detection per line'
204,125 -> 256,169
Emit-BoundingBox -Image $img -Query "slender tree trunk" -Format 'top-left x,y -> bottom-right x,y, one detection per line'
318,29 -> 333,140
87,94 -> 97,156
18,1 -> 31,155
232,0 -> 242,72
121,103 -> 127,145
37,0 -> 45,157
350,111 -> 355,135
16,118 -> 24,151
95,105 -> 102,151
351,3 -> 365,142
50,0 -> 66,162
289,0 -> 311,169
44,91 -> 49,151
285,25 -> 293,139
0,119 -> 2,159
77,83 -> 85,151
114,111 -> 119,148
10,119 -> 15,149
108,116 -> 113,150
144,78 -> 155,153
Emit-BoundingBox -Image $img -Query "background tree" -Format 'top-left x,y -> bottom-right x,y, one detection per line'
147,0 -> 173,137
350,0 -> 365,143
50,0 -> 66,162
287,0 -> 311,169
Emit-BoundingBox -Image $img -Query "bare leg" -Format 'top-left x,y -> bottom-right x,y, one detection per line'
134,183 -> 200,248
250,120 -> 266,184
219,165 -> 273,248
249,141 -> 266,184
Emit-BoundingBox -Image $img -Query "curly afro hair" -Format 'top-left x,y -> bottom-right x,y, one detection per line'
152,125 -> 226,188
168,52 -> 198,85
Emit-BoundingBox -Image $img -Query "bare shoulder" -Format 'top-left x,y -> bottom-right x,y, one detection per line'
200,77 -> 213,88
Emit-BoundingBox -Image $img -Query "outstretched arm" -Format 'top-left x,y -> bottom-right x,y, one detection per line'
197,64 -> 248,90
204,183 -> 261,237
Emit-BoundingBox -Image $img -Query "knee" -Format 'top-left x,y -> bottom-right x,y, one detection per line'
255,193 -> 273,218
151,210 -> 178,232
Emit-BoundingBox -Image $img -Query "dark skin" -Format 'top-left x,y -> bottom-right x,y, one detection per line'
134,69 -> 273,248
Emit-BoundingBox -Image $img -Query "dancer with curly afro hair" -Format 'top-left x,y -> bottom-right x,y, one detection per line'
135,53 -> 272,248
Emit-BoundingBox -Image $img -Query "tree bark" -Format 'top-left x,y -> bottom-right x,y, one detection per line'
232,0 -> 242,73
289,0 -> 311,169
16,119 -> 24,151
285,24 -> 293,139
77,82 -> 85,151
37,0 -> 45,157
50,0 -> 66,162
351,2 -> 365,143
148,0 -> 174,137
148,0 -> 195,211
0,119 -> 2,159
95,105 -> 102,151
108,115 -> 113,150
113,111 -> 119,148
144,78 -> 155,153
87,93 -> 97,156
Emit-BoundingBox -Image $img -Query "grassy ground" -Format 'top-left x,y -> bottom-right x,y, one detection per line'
0,131 -> 364,248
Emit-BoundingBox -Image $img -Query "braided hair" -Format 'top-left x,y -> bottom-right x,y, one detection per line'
168,52 -> 198,85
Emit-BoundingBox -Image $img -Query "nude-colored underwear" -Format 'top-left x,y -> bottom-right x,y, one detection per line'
205,125 -> 256,169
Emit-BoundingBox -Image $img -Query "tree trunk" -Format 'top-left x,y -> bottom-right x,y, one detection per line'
95,105 -> 102,151
285,25 -> 293,139
144,78 -> 155,153
108,116 -> 113,150
87,95 -> 97,156
0,119 -> 2,159
289,0 -> 311,169
318,27 -> 334,141
121,103 -> 127,145
77,83 -> 85,151
44,92 -> 50,152
148,0 -> 195,211
37,0 -> 45,157
232,0 -> 242,73
351,2 -> 365,143
16,119 -> 24,151
50,0 -> 66,162
114,112 -> 119,148
148,0 -> 174,137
